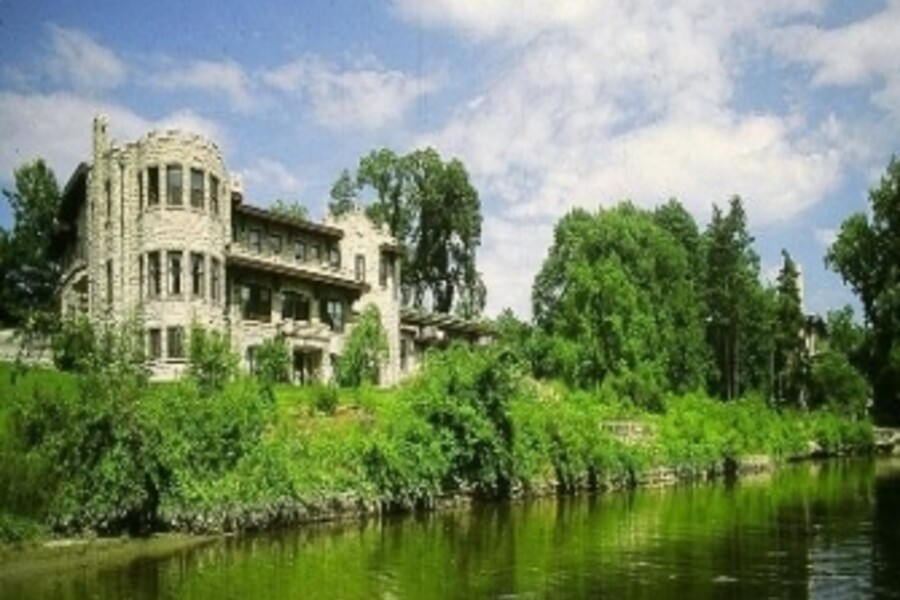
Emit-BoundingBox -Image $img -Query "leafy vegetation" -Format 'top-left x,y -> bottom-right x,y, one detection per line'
334,304 -> 389,387
332,147 -> 485,316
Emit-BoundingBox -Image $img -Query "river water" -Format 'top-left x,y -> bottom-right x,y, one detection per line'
3,458 -> 899,599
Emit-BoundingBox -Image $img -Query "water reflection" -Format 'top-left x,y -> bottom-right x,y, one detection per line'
3,458 -> 899,599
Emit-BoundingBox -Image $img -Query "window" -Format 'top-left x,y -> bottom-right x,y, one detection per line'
322,298 -> 345,332
329,246 -> 341,269
270,232 -> 282,255
400,337 -> 409,371
379,256 -> 389,288
105,178 -> 111,221
240,283 -> 272,322
282,292 -> 310,321
191,252 -> 204,297
139,255 -> 144,298
138,172 -> 144,210
310,243 -> 321,263
190,168 -> 204,208
294,238 -> 306,262
168,251 -> 182,295
249,228 -> 262,253
148,252 -> 161,296
210,258 -> 221,302
209,174 -> 219,215
166,165 -> 182,205
148,167 -> 160,206
355,254 -> 366,282
106,259 -> 113,305
148,329 -> 162,360
167,326 -> 184,360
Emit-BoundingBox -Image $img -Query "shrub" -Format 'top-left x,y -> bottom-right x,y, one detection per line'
51,316 -> 95,372
335,304 -> 388,387
187,323 -> 238,393
310,383 -> 339,415
255,335 -> 291,387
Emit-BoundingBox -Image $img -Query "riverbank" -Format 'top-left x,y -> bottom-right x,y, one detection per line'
0,347 -> 878,545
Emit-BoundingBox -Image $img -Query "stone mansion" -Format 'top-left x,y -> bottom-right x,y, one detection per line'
52,116 -> 489,384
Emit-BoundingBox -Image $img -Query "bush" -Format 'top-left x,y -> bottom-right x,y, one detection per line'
310,383 -> 339,415
403,344 -> 521,495
187,323 -> 238,393
335,304 -> 388,387
254,335 -> 291,387
51,316 -> 95,372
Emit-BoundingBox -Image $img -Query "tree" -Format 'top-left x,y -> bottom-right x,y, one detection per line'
1,159 -> 61,325
328,169 -> 358,217
270,199 -> 308,222
773,250 -> 807,406
703,197 -> 764,400
532,203 -> 706,393
827,157 -> 900,423
335,304 -> 389,387
336,147 -> 486,316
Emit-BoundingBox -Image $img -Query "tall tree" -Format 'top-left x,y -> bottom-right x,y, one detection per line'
532,203 -> 706,393
827,157 -> 900,423
338,147 -> 485,316
703,196 -> 763,400
773,250 -> 806,406
328,169 -> 358,217
1,159 -> 61,324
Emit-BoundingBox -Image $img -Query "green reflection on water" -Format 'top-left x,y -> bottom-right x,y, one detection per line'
4,458 -> 899,600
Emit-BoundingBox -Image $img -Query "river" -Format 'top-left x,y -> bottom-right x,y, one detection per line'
2,458 -> 899,599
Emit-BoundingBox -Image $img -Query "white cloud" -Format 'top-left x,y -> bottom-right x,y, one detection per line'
769,0 -> 900,119
45,25 -> 126,90
150,60 -> 257,112
0,91 -> 225,184
399,0 -> 842,317
263,55 -> 437,130
239,158 -> 307,201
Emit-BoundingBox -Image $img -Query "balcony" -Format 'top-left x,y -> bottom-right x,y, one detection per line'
228,244 -> 368,293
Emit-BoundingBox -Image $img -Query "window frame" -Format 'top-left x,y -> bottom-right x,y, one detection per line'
190,252 -> 205,297
168,250 -> 183,296
147,167 -> 160,206
248,228 -> 262,253
148,328 -> 162,360
166,164 -> 183,206
355,254 -> 366,282
190,168 -> 204,209
210,257 -> 221,302
209,174 -> 219,215
282,291 -> 311,322
166,326 -> 185,360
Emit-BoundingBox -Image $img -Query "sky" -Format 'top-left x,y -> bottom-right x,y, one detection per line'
1,0 -> 899,318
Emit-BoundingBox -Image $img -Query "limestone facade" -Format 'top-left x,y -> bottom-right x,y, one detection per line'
55,116 -> 489,385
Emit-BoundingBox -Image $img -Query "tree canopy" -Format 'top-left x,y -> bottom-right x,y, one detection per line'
827,157 -> 900,423
532,202 -> 707,394
331,148 -> 485,316
1,159 -> 61,325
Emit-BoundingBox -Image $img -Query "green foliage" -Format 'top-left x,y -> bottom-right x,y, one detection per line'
827,157 -> 900,423
402,344 -> 521,495
187,323 -> 238,393
51,315 -> 95,372
328,168 -> 358,217
808,351 -> 870,417
270,199 -> 309,221
310,383 -> 339,415
342,147 -> 485,315
773,250 -> 807,406
532,203 -> 706,392
335,304 -> 389,387
0,159 -> 61,325
254,335 -> 291,387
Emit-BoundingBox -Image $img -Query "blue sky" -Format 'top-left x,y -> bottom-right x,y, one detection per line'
2,0 -> 899,317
